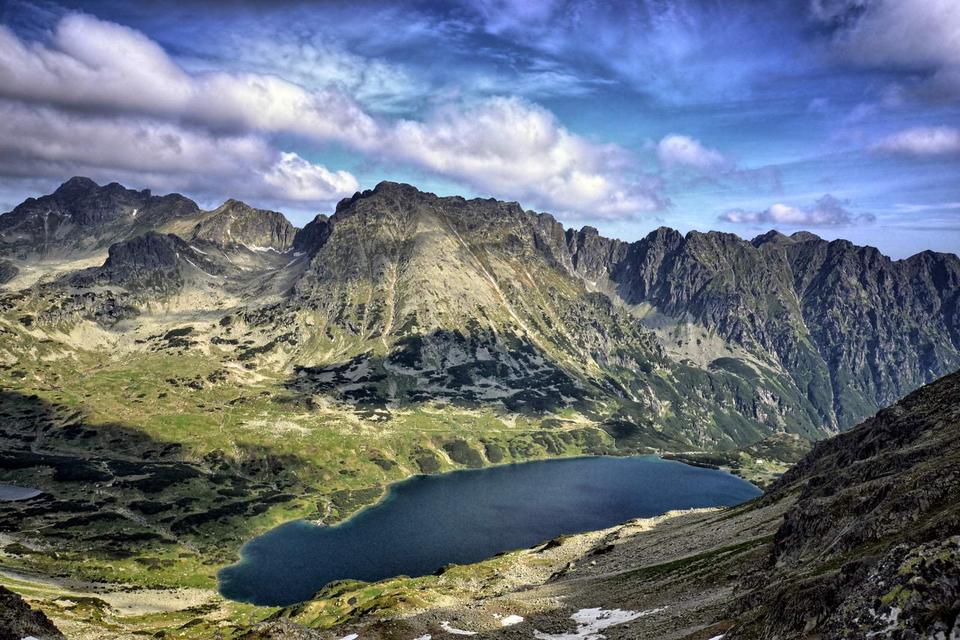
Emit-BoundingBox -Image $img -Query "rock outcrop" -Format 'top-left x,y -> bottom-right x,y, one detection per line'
0,585 -> 64,640
0,259 -> 18,285
190,199 -> 297,252
729,369 -> 960,638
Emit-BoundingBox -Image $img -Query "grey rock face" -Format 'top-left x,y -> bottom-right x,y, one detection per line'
291,214 -> 332,255
190,199 -> 297,251
72,232 -> 223,296
728,369 -> 960,639
0,177 -> 199,257
563,223 -> 960,429
0,259 -> 18,285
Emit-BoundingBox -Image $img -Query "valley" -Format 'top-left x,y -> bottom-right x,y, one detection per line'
0,178 -> 957,639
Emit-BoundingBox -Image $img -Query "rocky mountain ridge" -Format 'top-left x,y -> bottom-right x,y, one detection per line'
2,178 -> 959,450
0,177 -> 200,258
1,177 -> 958,639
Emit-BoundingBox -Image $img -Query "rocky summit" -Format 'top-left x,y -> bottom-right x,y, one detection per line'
0,177 -> 957,639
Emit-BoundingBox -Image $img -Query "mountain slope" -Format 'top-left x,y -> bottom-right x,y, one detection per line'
243,369 -> 958,640
2,179 -> 958,452
184,199 -> 298,252
0,177 -> 200,258
564,224 -> 960,429
728,368 -> 960,638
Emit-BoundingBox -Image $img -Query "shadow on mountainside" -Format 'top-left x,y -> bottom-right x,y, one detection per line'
0,390 -> 307,564
279,327 -> 783,453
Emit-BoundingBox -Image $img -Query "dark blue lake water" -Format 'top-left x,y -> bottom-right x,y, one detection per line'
218,455 -> 760,606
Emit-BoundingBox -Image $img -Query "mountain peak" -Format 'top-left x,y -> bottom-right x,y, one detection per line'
790,230 -> 822,242
216,198 -> 252,211
53,176 -> 98,197
193,200 -> 296,251
751,229 -> 794,247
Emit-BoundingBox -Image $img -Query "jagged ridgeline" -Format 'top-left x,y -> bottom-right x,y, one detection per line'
1,178 -> 959,451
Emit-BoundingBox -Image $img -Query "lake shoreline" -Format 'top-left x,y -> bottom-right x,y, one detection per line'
218,454 -> 761,607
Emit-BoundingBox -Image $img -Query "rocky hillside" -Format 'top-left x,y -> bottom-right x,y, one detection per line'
1,178 -> 958,451
564,223 -> 960,430
189,199 -> 297,252
0,586 -> 63,640
0,177 -> 199,258
727,368 -> 960,638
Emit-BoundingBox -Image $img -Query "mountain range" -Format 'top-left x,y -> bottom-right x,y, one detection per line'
0,177 -> 958,638
3,178 -> 958,447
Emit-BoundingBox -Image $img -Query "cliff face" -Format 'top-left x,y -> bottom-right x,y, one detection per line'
564,224 -> 960,430
190,199 -> 297,252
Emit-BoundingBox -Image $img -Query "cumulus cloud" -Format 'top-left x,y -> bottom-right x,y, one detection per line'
655,134 -> 731,171
720,195 -> 875,226
814,0 -> 960,96
264,153 -> 359,201
0,100 -> 357,206
0,14 -> 379,147
872,126 -> 960,157
388,97 -> 664,217
0,13 -> 662,218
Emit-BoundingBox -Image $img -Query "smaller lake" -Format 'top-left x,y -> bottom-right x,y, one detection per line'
0,484 -> 42,501
218,455 -> 760,606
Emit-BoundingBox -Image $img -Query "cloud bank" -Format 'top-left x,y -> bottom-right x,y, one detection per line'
872,126 -> 960,157
720,195 -> 875,227
0,13 -> 661,218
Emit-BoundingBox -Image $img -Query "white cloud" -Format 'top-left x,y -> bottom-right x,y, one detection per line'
264,153 -> 359,202
655,134 -> 731,171
0,13 -> 663,219
388,97 -> 664,218
872,126 -> 960,157
0,100 -> 357,207
0,14 -> 380,147
720,195 -> 875,226
815,0 -> 960,96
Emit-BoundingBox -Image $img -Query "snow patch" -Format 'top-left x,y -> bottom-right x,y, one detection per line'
243,243 -> 279,253
182,257 -> 217,278
337,634 -> 358,640
534,607 -> 666,640
440,621 -> 477,636
501,614 -> 524,626
189,244 -> 208,255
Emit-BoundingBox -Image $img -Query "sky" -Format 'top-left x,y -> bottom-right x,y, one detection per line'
0,0 -> 958,258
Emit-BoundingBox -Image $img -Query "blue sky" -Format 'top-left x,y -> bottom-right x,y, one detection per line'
0,0 -> 958,257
